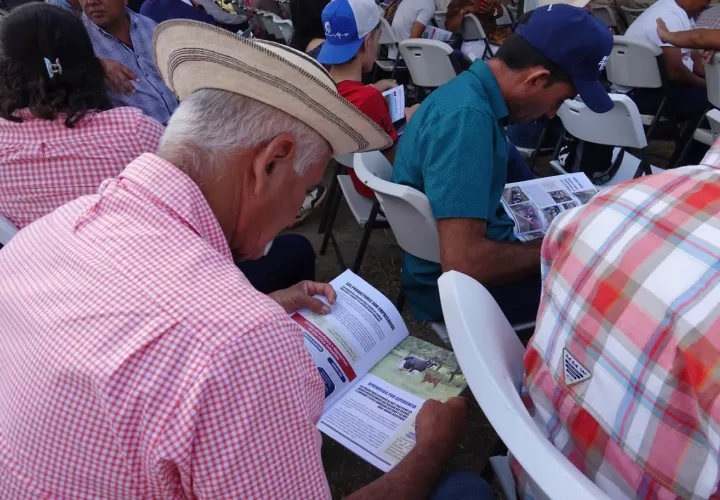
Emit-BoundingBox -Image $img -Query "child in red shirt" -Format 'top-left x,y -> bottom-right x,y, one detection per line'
318,0 -> 418,198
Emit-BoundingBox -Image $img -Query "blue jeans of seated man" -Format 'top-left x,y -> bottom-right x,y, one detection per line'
430,471 -> 495,500
507,142 -> 536,183
236,234 -> 316,294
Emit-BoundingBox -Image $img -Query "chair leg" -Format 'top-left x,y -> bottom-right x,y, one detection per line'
351,200 -> 381,273
645,96 -> 667,143
528,120 -> 550,171
318,163 -> 343,234
319,178 -> 344,256
633,147 -> 652,178
395,289 -> 405,312
671,109 -> 708,169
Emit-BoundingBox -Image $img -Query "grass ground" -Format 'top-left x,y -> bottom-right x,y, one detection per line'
290,138 -> 676,498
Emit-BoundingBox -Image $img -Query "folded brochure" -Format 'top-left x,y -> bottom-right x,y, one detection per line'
292,270 -> 466,472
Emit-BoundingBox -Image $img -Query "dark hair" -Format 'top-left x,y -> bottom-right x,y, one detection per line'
0,3 -> 112,128
495,34 -> 572,87
289,0 -> 330,52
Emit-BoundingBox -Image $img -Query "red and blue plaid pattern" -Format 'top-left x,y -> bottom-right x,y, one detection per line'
516,152 -> 720,499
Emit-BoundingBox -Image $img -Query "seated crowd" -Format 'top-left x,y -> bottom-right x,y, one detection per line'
0,0 -> 719,498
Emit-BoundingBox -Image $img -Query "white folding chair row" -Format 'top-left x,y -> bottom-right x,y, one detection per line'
0,213 -> 18,246
438,270 -> 612,500
592,5 -> 618,32
552,94 -> 661,185
620,5 -> 645,25
398,38 -> 456,92
460,14 -> 494,59
374,17 -> 403,80
353,151 -> 533,342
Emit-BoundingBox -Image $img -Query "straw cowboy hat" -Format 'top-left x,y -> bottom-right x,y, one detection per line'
153,20 -> 392,156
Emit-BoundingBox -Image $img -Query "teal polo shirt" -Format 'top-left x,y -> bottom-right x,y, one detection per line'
391,60 -> 516,322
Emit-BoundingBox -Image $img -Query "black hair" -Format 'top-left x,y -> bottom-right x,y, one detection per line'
495,33 -> 572,87
289,0 -> 330,52
0,3 -> 112,128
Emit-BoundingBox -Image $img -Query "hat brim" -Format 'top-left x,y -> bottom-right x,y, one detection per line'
572,78 -> 613,114
317,36 -> 366,65
153,20 -> 392,156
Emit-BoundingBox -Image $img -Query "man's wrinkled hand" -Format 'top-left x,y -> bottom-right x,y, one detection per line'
414,397 -> 468,459
101,59 -> 139,96
269,281 -> 337,314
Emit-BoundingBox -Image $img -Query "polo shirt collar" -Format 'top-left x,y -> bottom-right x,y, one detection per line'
119,153 -> 233,261
83,8 -> 137,37
469,60 -> 509,127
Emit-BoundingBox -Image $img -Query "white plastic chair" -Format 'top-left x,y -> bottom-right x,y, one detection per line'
438,270 -> 611,500
495,5 -> 513,26
398,39 -> 456,93
318,154 -> 389,274
553,94 -> 661,185
434,10 -> 447,29
620,5 -> 645,25
269,13 -> 293,43
0,214 -> 18,246
592,6 -> 617,32
374,17 -> 403,80
460,14 -> 494,59
606,36 -> 668,139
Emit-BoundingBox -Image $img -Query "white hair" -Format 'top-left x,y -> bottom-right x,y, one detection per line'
158,89 -> 331,177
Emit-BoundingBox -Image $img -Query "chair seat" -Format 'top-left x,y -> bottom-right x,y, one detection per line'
375,59 -> 396,71
550,148 -> 661,185
337,175 -> 387,226
693,128 -> 715,146
640,114 -> 669,126
490,455 -> 518,500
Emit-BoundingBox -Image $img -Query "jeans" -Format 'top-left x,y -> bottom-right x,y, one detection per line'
507,142 -> 536,183
487,271 -> 542,329
430,471 -> 495,500
235,234 -> 316,294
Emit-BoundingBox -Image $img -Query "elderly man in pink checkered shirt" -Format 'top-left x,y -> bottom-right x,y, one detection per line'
515,141 -> 720,498
0,22 -> 479,500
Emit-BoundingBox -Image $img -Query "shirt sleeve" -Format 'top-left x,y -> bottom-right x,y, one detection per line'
654,11 -> 688,47
415,0 -> 436,26
358,89 -> 400,144
420,107 -> 497,220
136,113 -> 165,153
186,318 -> 329,499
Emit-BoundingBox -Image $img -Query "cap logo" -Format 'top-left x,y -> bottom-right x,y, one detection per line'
598,55 -> 608,71
324,21 -> 350,39
547,4 -> 552,10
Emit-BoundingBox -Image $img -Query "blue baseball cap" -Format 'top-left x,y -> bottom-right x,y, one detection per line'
318,0 -> 381,65
516,4 -> 614,113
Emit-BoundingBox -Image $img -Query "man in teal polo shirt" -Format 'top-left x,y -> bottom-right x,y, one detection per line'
392,5 -> 614,328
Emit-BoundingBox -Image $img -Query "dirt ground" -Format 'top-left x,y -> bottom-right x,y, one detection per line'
289,138 -> 676,499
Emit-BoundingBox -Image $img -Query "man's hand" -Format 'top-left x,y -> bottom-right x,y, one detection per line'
704,49 -> 716,63
657,18 -> 673,44
415,397 -> 468,459
269,281 -> 336,315
371,79 -> 398,92
101,59 -> 139,95
404,103 -> 420,122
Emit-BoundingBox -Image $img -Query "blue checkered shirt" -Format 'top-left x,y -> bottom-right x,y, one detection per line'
82,10 -> 179,125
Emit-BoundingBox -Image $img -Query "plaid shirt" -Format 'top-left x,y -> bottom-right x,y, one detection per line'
516,150 -> 720,499
0,153 -> 329,499
697,5 -> 720,29
0,107 -> 162,229
83,10 -> 179,125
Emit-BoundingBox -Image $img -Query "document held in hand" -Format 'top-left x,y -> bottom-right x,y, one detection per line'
422,26 -> 453,41
292,270 -> 466,471
382,85 -> 406,123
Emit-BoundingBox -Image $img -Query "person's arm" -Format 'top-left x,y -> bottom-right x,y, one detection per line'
692,49 -> 706,77
662,46 -> 706,87
439,218 -> 541,284
347,398 -> 468,500
445,0 -> 473,33
409,20 -> 428,38
409,2 -> 436,38
658,18 -> 720,49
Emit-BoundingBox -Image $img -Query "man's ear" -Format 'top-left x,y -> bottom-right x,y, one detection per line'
523,67 -> 551,90
249,132 -> 297,195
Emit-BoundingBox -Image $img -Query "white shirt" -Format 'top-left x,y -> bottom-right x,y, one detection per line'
625,0 -> 695,72
389,0 -> 436,58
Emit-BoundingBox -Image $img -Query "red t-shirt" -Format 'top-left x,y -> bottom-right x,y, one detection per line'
337,80 -> 399,198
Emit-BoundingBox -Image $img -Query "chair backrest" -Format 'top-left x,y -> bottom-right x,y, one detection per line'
398,39 -> 456,88
438,270 -> 612,500
270,14 -> 293,43
460,13 -> 486,40
606,35 -> 663,89
706,108 -> 720,139
704,52 -> 720,109
620,5 -> 645,25
592,5 -> 616,29
353,151 -> 441,263
495,5 -> 513,26
378,17 -> 398,45
434,10 -> 447,29
557,94 -> 647,149
0,213 -> 18,246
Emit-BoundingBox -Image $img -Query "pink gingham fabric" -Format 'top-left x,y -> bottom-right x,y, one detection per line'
0,107 -> 163,229
516,156 -> 720,499
0,153 -> 329,499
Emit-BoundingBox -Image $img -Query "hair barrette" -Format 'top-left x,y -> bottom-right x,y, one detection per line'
44,57 -> 63,79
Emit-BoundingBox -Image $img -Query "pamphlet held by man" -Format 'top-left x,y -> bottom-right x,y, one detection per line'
500,172 -> 598,241
292,270 -> 466,472
382,85 -> 406,123
422,26 -> 453,41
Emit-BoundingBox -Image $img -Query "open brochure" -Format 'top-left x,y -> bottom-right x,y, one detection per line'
382,85 -> 406,123
422,26 -> 453,41
500,172 -> 598,242
292,270 -> 466,472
